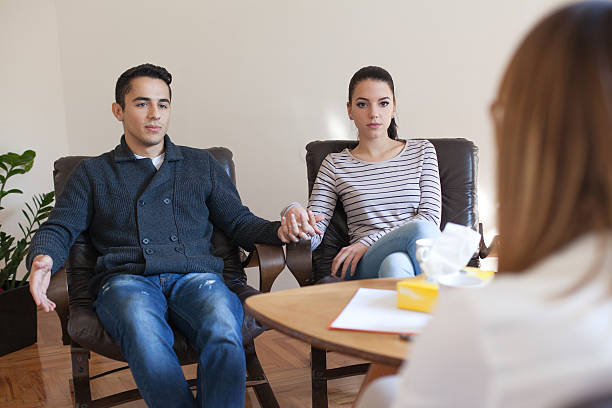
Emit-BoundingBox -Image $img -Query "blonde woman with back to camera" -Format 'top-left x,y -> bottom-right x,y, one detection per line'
357,2 -> 612,407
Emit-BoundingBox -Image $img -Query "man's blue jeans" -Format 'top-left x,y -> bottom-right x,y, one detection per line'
345,220 -> 441,280
93,272 -> 245,408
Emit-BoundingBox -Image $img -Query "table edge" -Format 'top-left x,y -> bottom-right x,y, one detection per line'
245,297 -> 404,367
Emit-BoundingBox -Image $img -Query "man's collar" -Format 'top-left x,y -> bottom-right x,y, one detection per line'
113,135 -> 184,162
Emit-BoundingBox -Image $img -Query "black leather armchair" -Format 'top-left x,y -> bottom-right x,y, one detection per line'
283,138 -> 483,407
46,147 -> 285,408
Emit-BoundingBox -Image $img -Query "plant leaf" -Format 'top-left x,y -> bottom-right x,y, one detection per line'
4,188 -> 23,196
42,191 -> 55,205
2,153 -> 21,166
35,214 -> 50,223
18,224 -> 26,238
6,168 -> 26,178
25,202 -> 34,216
20,150 -> 35,163
21,209 -> 31,224
0,150 -> 55,286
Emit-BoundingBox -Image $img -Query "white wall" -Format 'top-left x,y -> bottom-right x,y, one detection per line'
52,0 -> 566,225
0,0 -> 68,278
2,0 -> 568,285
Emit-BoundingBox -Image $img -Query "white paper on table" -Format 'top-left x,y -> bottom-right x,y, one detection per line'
329,288 -> 432,334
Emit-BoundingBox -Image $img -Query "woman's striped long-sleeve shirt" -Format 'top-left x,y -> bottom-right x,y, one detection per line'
308,139 -> 441,249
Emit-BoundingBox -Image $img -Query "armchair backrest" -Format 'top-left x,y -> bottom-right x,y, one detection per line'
304,138 -> 479,282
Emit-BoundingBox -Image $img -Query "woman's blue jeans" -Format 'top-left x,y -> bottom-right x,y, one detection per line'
93,272 -> 245,408
345,220 -> 441,280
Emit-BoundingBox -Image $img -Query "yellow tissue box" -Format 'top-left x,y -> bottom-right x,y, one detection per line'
397,277 -> 438,313
462,267 -> 495,282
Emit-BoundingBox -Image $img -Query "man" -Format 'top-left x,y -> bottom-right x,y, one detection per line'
27,63 -> 317,408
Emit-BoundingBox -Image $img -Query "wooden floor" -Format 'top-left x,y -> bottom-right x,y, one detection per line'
0,309 -> 365,407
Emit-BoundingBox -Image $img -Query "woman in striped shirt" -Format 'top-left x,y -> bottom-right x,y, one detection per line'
281,66 -> 441,280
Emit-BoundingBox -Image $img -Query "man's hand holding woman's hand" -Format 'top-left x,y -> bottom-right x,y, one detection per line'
28,254 -> 56,312
277,204 -> 324,243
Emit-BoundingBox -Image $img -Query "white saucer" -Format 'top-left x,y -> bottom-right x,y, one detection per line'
437,273 -> 486,288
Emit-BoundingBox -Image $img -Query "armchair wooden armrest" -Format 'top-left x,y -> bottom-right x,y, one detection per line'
242,243 -> 286,293
46,266 -> 70,345
285,239 -> 313,287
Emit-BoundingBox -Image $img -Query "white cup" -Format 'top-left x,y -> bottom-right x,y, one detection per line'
415,238 -> 438,281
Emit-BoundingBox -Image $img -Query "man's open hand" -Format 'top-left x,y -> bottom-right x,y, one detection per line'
29,255 -> 56,312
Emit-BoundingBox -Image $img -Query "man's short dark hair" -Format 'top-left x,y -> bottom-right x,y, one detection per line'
115,63 -> 172,109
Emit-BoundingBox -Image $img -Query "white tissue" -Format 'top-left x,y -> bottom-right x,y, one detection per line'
420,223 -> 481,281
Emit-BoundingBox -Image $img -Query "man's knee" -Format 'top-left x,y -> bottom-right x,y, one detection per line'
97,275 -> 156,302
95,276 -> 167,337
181,274 -> 243,319
97,282 -> 160,315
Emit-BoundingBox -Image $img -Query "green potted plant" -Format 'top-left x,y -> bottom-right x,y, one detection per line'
0,150 -> 54,356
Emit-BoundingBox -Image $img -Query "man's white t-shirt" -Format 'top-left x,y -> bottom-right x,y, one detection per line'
134,153 -> 165,170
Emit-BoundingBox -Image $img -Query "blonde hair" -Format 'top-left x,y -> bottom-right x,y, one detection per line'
495,1 -> 612,273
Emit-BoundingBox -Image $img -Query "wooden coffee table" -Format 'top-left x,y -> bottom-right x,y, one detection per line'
245,278 -> 411,407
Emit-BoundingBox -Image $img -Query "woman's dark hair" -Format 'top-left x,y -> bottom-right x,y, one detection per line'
115,63 -> 172,109
348,66 -> 398,140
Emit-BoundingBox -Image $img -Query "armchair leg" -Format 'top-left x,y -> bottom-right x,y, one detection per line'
70,343 -> 92,408
311,346 -> 329,408
245,340 -> 279,408
310,346 -> 371,408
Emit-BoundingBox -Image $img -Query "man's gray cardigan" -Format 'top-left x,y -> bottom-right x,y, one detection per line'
26,135 -> 282,297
